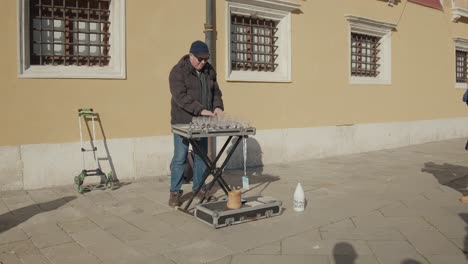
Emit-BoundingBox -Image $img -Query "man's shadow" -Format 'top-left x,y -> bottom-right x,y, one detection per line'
224,136 -> 263,171
421,162 -> 468,259
421,162 -> 468,196
460,213 -> 468,259
180,137 -> 280,203
332,242 -> 423,264
0,196 -> 76,233
215,137 -> 279,196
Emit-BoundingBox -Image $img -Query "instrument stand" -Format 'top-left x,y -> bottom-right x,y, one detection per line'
181,135 -> 244,212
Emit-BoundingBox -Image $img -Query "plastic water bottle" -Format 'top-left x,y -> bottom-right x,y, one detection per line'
293,183 -> 305,212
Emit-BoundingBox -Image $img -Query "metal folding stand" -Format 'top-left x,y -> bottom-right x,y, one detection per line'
171,124 -> 256,213
182,135 -> 243,212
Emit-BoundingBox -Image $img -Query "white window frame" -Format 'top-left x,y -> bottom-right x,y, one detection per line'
17,0 -> 126,79
346,15 -> 396,85
454,38 -> 468,89
451,0 -> 468,22
225,0 -> 300,82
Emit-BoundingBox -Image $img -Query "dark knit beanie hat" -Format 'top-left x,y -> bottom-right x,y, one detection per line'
189,40 -> 209,56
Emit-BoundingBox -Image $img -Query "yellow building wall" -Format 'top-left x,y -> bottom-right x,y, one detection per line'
1,0 -> 467,146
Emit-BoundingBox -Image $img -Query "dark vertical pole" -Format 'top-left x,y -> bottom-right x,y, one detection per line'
206,0 -> 217,161
205,0 -> 216,69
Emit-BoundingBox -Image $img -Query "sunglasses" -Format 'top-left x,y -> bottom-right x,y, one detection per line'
195,56 -> 210,63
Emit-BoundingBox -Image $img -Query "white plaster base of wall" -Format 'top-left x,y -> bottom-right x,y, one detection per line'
2,117 -> 468,191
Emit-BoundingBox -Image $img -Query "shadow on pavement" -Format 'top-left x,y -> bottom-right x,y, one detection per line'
0,196 -> 76,233
332,242 -> 424,264
333,242 -> 358,264
460,213 -> 468,259
421,162 -> 468,196
179,172 -> 280,205
80,181 -> 132,193
422,162 -> 468,259
401,259 -> 423,264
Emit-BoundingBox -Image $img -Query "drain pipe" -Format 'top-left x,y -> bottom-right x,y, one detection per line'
205,0 -> 216,69
205,0 -> 217,161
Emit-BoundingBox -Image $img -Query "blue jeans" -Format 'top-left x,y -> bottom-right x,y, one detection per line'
170,134 -> 207,193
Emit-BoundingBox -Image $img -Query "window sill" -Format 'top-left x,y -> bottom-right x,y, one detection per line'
456,82 -> 467,89
452,7 -> 468,22
350,77 -> 391,85
227,70 -> 291,82
18,65 -> 126,79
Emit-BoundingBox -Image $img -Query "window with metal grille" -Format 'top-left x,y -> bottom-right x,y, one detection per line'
351,33 -> 381,77
30,0 -> 111,66
456,50 -> 468,83
231,15 -> 278,72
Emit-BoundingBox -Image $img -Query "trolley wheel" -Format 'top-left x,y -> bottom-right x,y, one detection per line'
107,172 -> 114,189
75,172 -> 85,194
77,184 -> 84,194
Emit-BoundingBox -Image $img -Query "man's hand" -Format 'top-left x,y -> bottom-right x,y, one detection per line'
214,108 -> 224,116
200,109 -> 215,116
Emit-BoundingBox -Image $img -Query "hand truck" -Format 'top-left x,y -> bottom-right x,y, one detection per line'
74,108 -> 113,193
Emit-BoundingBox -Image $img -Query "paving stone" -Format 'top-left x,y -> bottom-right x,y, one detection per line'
282,237 -> 372,256
19,253 -> 52,264
0,252 -> 22,264
41,242 -> 101,264
125,234 -> 177,256
244,241 -> 281,255
421,187 -> 461,206
321,218 -> 356,229
129,254 -> 176,264
1,195 -> 36,211
0,191 -> 29,198
70,227 -> 144,264
0,201 -> 9,215
83,191 -> 117,208
163,240 -> 234,264
329,254 -> 380,264
206,255 -> 232,264
425,254 -> 468,264
18,206 -> 83,229
351,210 -> 387,228
57,217 -> 100,234
108,196 -> 170,216
21,223 -> 73,249
116,213 -> 174,235
159,220 -> 228,248
397,223 -> 463,256
210,220 -> 294,253
380,201 -> 449,218
0,227 -> 28,245
423,214 -> 467,239
0,239 -> 39,256
85,210 -> 135,231
2,139 -> 468,263
103,220 -> 148,242
231,254 -> 329,264
450,238 -> 467,252
367,241 -> 429,264
155,210 -> 196,228
27,189 -> 71,207
320,227 -> 405,241
352,210 -> 431,231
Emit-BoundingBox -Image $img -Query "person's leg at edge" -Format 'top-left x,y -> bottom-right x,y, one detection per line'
169,134 -> 189,206
193,137 -> 208,193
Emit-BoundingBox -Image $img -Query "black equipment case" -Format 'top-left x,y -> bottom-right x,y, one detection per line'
193,196 -> 282,228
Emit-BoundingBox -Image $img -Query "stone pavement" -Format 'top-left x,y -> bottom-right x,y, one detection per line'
1,138 -> 468,264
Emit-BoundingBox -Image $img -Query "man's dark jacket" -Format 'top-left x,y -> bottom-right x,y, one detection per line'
169,55 -> 224,124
